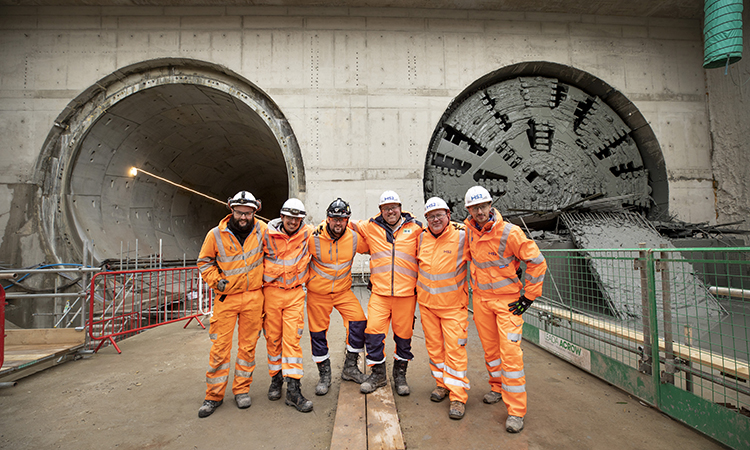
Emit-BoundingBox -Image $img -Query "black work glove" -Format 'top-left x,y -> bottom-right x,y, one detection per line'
217,279 -> 228,292
508,295 -> 533,316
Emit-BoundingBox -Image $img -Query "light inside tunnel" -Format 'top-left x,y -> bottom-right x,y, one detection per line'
66,82 -> 290,263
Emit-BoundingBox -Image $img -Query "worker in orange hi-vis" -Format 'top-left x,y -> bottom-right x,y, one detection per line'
306,198 -> 370,396
350,190 -> 423,396
416,197 -> 471,420
463,185 -> 547,434
196,191 -> 266,418
263,198 -> 314,413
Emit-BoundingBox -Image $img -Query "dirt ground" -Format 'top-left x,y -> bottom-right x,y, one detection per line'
0,287 -> 726,449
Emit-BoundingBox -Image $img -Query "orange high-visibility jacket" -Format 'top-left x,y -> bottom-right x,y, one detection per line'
464,209 -> 546,300
416,222 -> 470,309
307,220 -> 369,295
352,212 -> 423,297
197,215 -> 268,295
263,219 -> 313,289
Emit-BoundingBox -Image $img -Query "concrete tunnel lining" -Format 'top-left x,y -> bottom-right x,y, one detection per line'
36,59 -> 305,264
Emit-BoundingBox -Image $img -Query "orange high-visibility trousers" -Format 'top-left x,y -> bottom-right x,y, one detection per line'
472,291 -> 527,417
364,293 -> 417,365
205,288 -> 264,401
307,290 -> 367,361
263,286 -> 306,379
420,304 -> 470,403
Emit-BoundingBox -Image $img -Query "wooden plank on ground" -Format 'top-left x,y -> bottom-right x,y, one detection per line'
366,380 -> 405,450
330,378 -> 367,450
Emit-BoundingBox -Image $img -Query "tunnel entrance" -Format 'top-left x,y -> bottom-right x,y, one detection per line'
424,61 -> 668,224
37,59 -> 304,264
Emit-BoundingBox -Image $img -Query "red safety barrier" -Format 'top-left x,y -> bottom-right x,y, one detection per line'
89,266 -> 213,353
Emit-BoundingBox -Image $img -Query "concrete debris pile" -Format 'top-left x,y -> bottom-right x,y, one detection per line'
560,211 -> 725,320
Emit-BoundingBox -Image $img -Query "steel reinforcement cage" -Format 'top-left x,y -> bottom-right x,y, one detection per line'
522,246 -> 750,449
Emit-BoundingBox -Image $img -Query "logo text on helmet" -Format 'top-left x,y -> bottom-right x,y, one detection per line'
470,194 -> 485,201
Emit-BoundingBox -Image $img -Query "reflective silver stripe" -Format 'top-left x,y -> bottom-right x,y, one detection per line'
198,263 -> 215,273
489,370 -> 503,378
525,273 -> 545,284
432,371 -> 444,378
197,257 -> 212,263
487,358 -> 502,368
507,333 -> 522,342
346,344 -> 364,353
235,369 -> 254,378
394,250 -> 417,264
393,265 -> 417,278
527,254 -> 545,265
237,359 -> 255,368
430,359 -> 445,369
366,356 -> 387,365
208,333 -> 217,340
417,279 -> 462,295
265,250 -> 308,266
351,232 -> 358,261
207,363 -> 230,373
316,259 -> 352,272
206,375 -> 228,384
418,266 -> 464,282
268,354 -> 281,362
455,230 -> 466,270
212,227 -> 227,259
283,357 -> 304,364
283,368 -> 304,376
268,363 -> 282,371
457,338 -> 467,346
502,383 -> 526,393
445,366 -> 467,379
394,354 -> 410,361
314,235 -> 322,260
477,277 -> 519,291
497,223 -> 516,266
263,234 -> 276,260
312,354 -> 330,363
473,259 -> 507,269
371,250 -> 391,260
503,369 -> 525,379
371,265 -> 391,274
223,259 -> 262,276
444,378 -> 471,389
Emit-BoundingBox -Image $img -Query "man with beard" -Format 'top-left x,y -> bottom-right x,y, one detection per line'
352,191 -> 423,396
463,185 -> 547,433
263,198 -> 315,412
306,198 -> 369,396
196,191 -> 266,418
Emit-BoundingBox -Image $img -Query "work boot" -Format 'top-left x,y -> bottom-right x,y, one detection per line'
448,401 -> 466,420
483,390 -> 503,404
285,377 -> 313,413
430,386 -> 450,402
198,399 -> 223,418
235,393 -> 252,409
360,363 -> 387,394
315,359 -> 332,396
341,351 -> 367,384
268,371 -> 283,401
392,359 -> 410,396
506,415 -> 525,433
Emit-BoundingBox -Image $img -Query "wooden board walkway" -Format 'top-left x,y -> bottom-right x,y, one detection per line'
330,359 -> 405,450
1,328 -> 85,382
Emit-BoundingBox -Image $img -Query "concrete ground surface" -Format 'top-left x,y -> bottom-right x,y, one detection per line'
0,287 -> 725,450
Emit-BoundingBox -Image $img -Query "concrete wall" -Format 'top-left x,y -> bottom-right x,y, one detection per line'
0,5 -> 730,269
706,4 -> 750,233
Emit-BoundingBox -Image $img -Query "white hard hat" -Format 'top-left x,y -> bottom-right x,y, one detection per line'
228,191 -> 261,211
464,186 -> 492,208
424,197 -> 449,215
281,198 -> 306,218
379,190 -> 401,206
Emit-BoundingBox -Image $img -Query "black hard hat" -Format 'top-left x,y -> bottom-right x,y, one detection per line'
327,198 -> 351,218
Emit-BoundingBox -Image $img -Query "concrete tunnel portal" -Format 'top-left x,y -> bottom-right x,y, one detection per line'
38,59 -> 304,265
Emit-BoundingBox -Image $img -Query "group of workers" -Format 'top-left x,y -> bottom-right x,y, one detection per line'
196,186 -> 546,434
